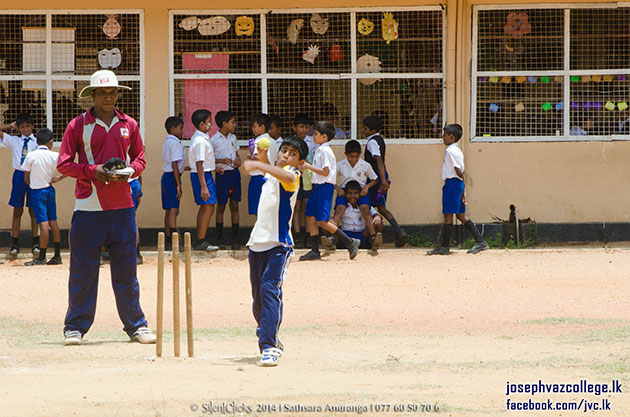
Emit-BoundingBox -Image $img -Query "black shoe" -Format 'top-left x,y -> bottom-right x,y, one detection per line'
395,230 -> 408,248
231,242 -> 241,250
427,246 -> 450,255
299,250 -> 321,261
348,238 -> 360,260
25,258 -> 47,266
217,239 -> 226,250
46,255 -> 62,265
8,246 -> 18,261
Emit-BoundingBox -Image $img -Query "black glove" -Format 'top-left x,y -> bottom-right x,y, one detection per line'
103,157 -> 126,171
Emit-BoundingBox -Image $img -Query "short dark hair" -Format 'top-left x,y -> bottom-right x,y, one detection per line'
270,114 -> 282,128
251,112 -> 271,131
35,128 -> 54,145
280,135 -> 308,161
320,102 -> 339,118
363,115 -> 383,132
191,109 -> 211,129
215,110 -> 236,129
313,121 -> 335,142
344,180 -> 361,193
293,113 -> 312,126
165,116 -> 183,133
345,139 -> 361,154
444,123 -> 463,142
16,112 -> 35,127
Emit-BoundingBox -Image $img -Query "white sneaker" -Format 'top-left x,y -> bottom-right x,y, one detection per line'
64,330 -> 82,346
258,347 -> 282,366
130,327 -> 156,344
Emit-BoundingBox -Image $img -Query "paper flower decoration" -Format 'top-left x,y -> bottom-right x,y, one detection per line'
382,12 -> 398,45
542,102 -> 552,111
618,102 -> 629,111
357,18 -> 374,35
330,44 -> 344,62
179,16 -> 200,31
489,76 -> 499,83
356,54 -> 382,85
605,101 -> 616,111
103,15 -> 121,39
504,12 -> 531,38
516,76 -> 527,83
198,16 -> 231,36
489,103 -> 499,112
302,44 -> 320,64
514,102 -> 525,112
235,16 -> 255,36
310,14 -> 329,35
98,48 -> 122,69
287,19 -> 305,44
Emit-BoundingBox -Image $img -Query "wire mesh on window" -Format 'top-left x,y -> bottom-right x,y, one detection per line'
356,10 -> 442,74
266,12 -> 350,74
0,14 -> 46,76
357,78 -> 442,139
477,9 -> 564,72
52,14 -> 140,76
267,79 -> 350,139
174,78 -> 261,140
570,75 -> 630,136
570,9 -> 630,71
475,76 -> 562,137
173,14 -> 260,74
0,80 -> 47,130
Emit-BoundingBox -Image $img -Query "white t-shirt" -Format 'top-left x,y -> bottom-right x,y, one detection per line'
188,130 -> 215,173
162,135 -> 185,173
442,143 -> 464,180
366,133 -> 382,157
250,133 -> 278,176
1,133 -> 38,170
209,131 -> 239,171
21,146 -> 59,190
312,142 -> 336,184
337,158 -> 378,188
341,204 -> 378,233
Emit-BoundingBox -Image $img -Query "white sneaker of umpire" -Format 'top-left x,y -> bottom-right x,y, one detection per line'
130,327 -> 156,344
258,347 -> 282,366
64,330 -> 83,346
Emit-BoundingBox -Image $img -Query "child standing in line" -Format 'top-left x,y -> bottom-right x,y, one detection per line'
243,135 -> 308,366
427,123 -> 488,255
363,115 -> 407,247
247,113 -> 278,216
20,128 -> 65,265
300,121 -> 360,261
0,113 -> 40,259
188,109 -> 220,251
269,114 -> 284,148
291,113 -> 316,248
161,116 -> 186,247
210,110 -> 242,250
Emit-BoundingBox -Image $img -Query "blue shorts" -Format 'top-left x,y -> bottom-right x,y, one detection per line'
442,178 -> 466,214
368,171 -> 389,207
297,176 -> 311,201
9,170 -> 32,208
335,195 -> 371,208
129,179 -> 142,209
161,172 -> 180,210
191,171 -> 217,206
216,169 -> 242,205
337,229 -> 368,249
305,183 -> 334,221
248,175 -> 266,215
30,186 -> 57,224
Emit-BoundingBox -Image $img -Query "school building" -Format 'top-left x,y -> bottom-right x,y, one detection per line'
1,0 -> 629,243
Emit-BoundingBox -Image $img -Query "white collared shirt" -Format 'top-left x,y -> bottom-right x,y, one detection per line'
312,142 -> 336,184
188,129 -> 215,173
366,133 -> 382,157
250,133 -> 278,176
341,204 -> 378,233
162,134 -> 185,173
442,143 -> 464,180
21,146 -> 59,190
209,131 -> 239,171
337,158 -> 378,188
1,133 -> 38,170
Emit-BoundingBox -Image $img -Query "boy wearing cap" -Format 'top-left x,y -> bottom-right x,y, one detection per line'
57,70 -> 155,346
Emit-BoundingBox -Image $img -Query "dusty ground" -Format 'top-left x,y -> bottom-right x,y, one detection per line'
0,247 -> 629,417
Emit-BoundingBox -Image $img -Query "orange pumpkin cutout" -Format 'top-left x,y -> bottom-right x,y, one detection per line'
235,16 -> 255,36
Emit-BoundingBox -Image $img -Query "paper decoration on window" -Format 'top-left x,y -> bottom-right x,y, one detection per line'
198,16 -> 231,36
302,45 -> 320,64
103,15 -> 121,39
554,76 -> 563,83
268,39 -> 280,56
489,76 -> 499,83
541,76 -> 550,83
570,102 -> 579,110
581,75 -> 591,83
489,103 -> 499,112
516,76 -> 526,83
555,102 -> 563,111
592,102 -> 602,110
310,13 -> 329,35
618,102 -> 629,111
483,134 -> 491,137
603,75 -> 614,82
357,18 -> 375,35
356,53 -> 382,85
514,102 -> 525,112
98,48 -> 122,69
583,102 -> 591,110
179,16 -> 200,31
22,27 -> 75,91
504,12 -> 531,38
382,12 -> 398,45
592,75 -> 602,83
605,101 -> 616,111
619,75 -> 627,81
330,44 -> 343,62
479,77 -> 489,82
501,76 -> 511,84
542,102 -> 552,111
570,76 -> 579,83
527,76 -> 536,83
287,19 -> 305,44
235,16 -> 255,36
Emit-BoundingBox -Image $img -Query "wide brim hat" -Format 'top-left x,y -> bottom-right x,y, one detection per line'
79,70 -> 132,98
